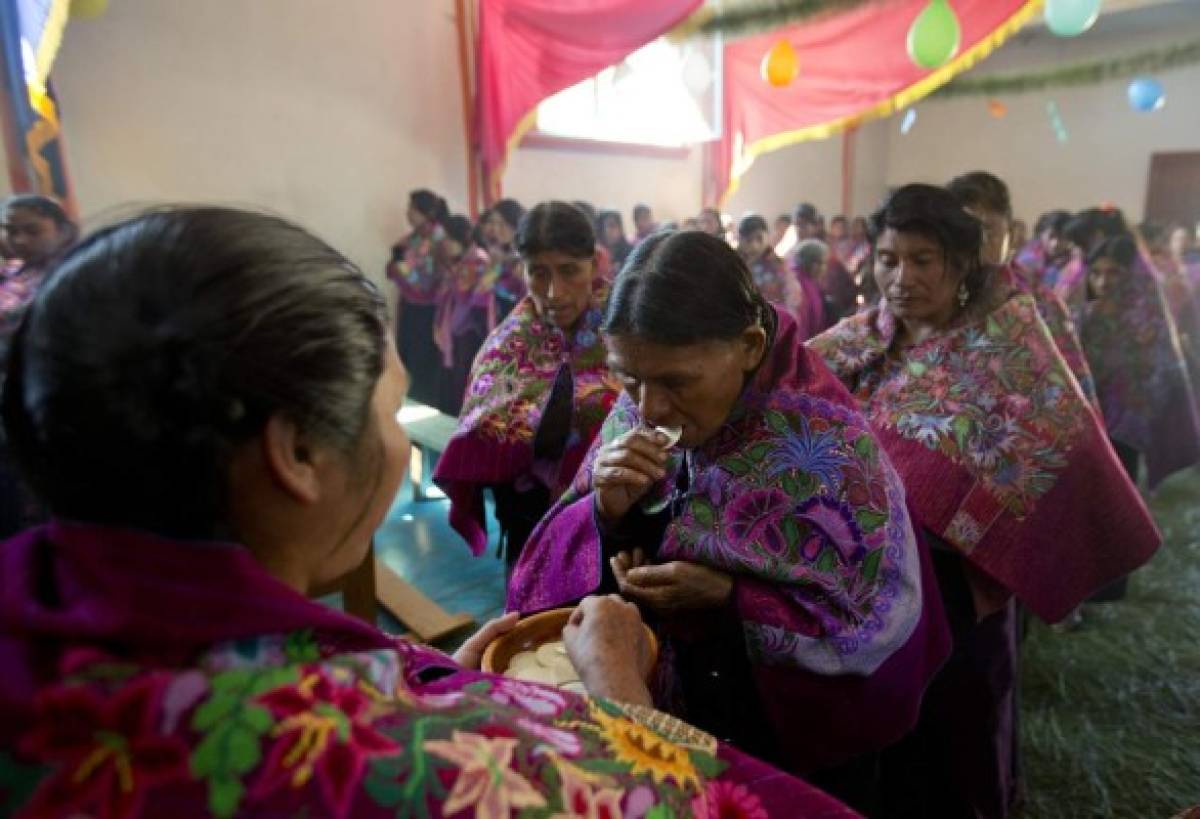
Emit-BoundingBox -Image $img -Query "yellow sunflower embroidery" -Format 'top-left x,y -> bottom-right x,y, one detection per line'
587,703 -> 700,791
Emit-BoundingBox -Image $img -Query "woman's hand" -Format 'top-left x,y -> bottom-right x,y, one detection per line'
593,428 -> 669,525
612,555 -> 733,614
562,595 -> 653,706
452,611 -> 520,669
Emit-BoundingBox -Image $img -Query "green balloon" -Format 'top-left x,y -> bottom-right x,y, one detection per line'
907,0 -> 962,70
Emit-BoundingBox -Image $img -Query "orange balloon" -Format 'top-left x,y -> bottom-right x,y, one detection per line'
761,40 -> 799,88
987,99 -> 1008,118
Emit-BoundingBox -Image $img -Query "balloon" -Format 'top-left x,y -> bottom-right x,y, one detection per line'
1044,0 -> 1101,38
987,99 -> 1008,118
760,40 -> 799,87
900,108 -> 918,135
1046,100 -> 1069,143
1127,76 -> 1165,113
907,0 -> 961,70
69,0 -> 108,18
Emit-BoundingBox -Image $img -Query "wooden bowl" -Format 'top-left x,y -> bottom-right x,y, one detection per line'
481,606 -> 658,684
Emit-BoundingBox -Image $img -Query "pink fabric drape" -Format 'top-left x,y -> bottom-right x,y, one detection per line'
705,0 -> 1040,206
476,0 -> 702,199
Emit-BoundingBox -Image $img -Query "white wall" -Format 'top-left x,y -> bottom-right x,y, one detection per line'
51,0 -> 471,282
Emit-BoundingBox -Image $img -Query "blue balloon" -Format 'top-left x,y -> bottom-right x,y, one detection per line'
1127,76 -> 1165,113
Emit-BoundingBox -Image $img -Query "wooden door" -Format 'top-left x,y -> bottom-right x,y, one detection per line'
1145,152 -> 1200,226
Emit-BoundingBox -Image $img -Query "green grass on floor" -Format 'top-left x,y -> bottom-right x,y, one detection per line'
1018,468 -> 1200,819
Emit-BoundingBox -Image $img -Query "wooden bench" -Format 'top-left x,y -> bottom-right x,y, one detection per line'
341,400 -> 474,644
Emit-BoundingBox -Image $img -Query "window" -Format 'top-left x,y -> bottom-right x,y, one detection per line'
535,37 -> 721,148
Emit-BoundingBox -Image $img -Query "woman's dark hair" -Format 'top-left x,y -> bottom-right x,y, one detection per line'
946,171 -> 1013,219
1088,234 -> 1138,269
442,214 -> 473,248
515,201 -> 596,260
1064,207 -> 1131,252
2,207 -> 389,541
409,189 -> 449,225
572,200 -> 597,226
793,202 -> 818,224
602,230 -> 778,350
3,194 -> 78,244
1035,209 -> 1072,236
492,198 -> 526,231
472,208 -> 491,246
598,210 -> 625,233
633,204 -> 652,220
869,183 -> 985,299
737,214 -> 768,239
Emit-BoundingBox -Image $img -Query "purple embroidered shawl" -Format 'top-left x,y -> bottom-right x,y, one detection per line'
432,246 -> 490,368
434,295 -> 621,555
1080,260 -> 1200,486
809,286 -> 1161,623
748,250 -> 804,331
0,522 -> 858,819
508,309 -> 950,772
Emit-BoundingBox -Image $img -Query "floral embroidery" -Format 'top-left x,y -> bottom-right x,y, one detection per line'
549,764 -> 625,819
811,294 -> 1088,518
424,730 -> 548,818
388,224 -> 444,303
692,779 -> 771,819
19,675 -> 190,819
487,676 -> 567,716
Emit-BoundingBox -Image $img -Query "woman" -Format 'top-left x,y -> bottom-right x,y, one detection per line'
736,216 -> 804,327
790,238 -> 833,337
1015,210 -> 1071,287
483,198 -> 528,323
386,189 -> 448,406
0,195 -> 77,538
509,231 -> 951,809
698,207 -> 725,240
432,215 -> 491,416
948,172 -> 1097,403
598,209 -> 634,269
1145,222 -> 1200,386
1081,233 -> 1200,486
809,185 -> 1161,818
434,202 -> 621,570
0,206 -> 855,819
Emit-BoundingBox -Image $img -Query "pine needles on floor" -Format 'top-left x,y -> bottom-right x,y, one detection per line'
1019,469 -> 1200,818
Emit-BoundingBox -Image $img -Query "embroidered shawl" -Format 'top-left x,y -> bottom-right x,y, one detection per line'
434,295 -> 621,555
1080,262 -> 1200,487
508,310 -> 950,772
0,522 -> 856,819
809,289 -> 1160,623
748,250 -> 803,327
386,223 -> 444,306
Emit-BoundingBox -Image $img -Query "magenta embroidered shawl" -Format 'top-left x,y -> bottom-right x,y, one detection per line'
386,223 -> 444,306
809,289 -> 1161,623
508,309 -> 950,772
433,295 -> 621,555
0,522 -> 858,819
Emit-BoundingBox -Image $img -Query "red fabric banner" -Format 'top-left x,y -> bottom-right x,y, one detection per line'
476,0 -> 702,201
707,0 -> 1042,206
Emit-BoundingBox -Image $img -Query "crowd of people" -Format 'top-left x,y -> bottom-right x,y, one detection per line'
0,172 -> 1196,817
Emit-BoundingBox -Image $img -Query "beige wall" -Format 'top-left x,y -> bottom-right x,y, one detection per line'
51,0 -> 471,282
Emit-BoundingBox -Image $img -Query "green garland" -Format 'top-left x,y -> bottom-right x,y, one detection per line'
935,37 -> 1200,97
698,0 -> 877,38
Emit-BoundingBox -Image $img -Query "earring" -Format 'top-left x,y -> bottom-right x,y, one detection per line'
957,281 -> 970,308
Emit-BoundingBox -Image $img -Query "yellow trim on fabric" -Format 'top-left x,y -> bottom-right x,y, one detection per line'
31,0 -> 71,93
489,107 -> 539,201
719,0 -> 1045,206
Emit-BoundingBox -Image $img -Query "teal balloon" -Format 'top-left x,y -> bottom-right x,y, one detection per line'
1127,76 -> 1165,112
1044,0 -> 1101,38
900,108 -> 918,135
907,0 -> 961,70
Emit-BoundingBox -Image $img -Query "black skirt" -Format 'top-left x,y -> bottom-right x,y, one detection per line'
398,302 -> 440,406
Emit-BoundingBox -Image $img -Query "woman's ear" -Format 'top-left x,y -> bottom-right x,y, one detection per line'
740,324 -> 769,372
261,414 -> 324,504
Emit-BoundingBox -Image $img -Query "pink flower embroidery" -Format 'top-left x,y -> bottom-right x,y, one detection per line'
424,730 -> 547,818
488,677 -> 566,716
691,779 -> 770,819
515,717 -> 582,757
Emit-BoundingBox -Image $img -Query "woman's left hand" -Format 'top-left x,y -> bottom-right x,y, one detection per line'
452,611 -> 520,669
611,555 -> 733,613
